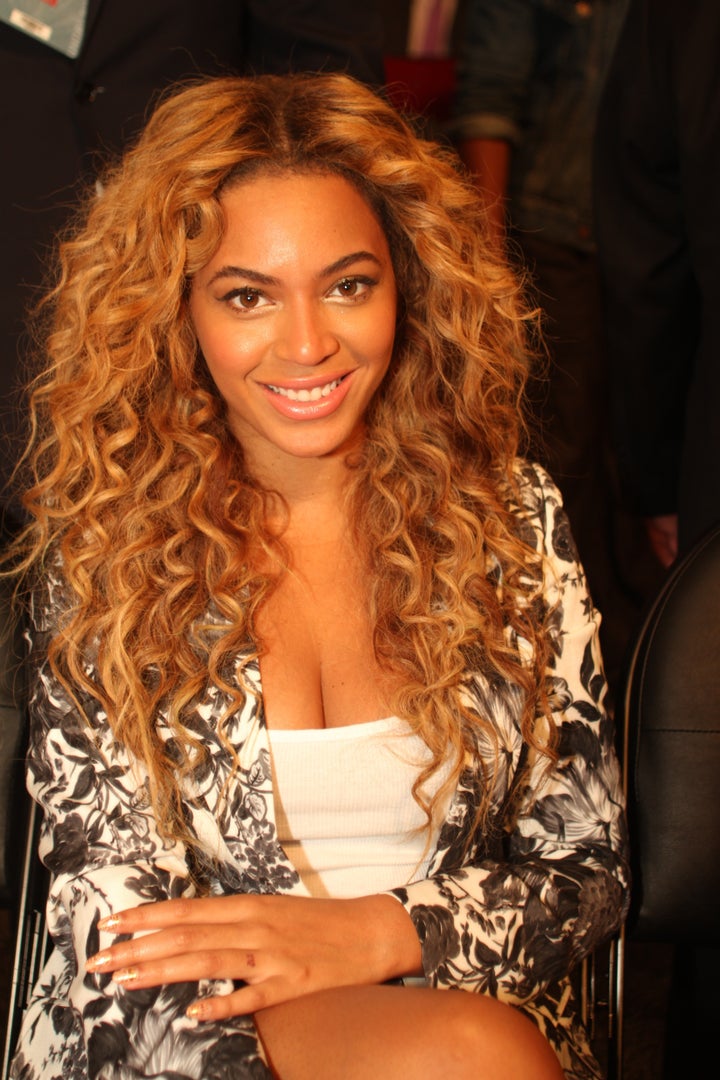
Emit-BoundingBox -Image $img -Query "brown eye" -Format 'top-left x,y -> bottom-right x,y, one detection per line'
236,288 -> 261,308
329,276 -> 375,301
222,286 -> 271,312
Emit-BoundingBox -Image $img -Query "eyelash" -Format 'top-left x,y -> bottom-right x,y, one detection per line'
221,275 -> 378,311
330,275 -> 377,299
222,287 -> 266,310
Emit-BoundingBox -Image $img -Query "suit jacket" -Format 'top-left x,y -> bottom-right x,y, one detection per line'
594,0 -> 720,552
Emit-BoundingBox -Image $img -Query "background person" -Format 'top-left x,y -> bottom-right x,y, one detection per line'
594,0 -> 720,568
447,0 -> 643,694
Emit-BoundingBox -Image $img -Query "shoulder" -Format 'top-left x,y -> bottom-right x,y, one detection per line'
508,459 -> 578,564
512,458 -> 562,511
28,549 -> 74,636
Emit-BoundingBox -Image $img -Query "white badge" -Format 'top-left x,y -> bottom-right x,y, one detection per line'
1,0 -> 89,58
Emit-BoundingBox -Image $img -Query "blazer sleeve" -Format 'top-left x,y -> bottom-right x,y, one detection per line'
390,464 -> 630,1003
21,571 -> 267,1076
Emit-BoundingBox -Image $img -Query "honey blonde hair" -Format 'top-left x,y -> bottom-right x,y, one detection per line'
11,73 -> 553,849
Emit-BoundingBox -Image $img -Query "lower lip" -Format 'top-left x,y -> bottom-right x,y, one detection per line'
260,375 -> 353,420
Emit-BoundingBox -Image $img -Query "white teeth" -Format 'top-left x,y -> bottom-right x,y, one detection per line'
267,377 -> 342,401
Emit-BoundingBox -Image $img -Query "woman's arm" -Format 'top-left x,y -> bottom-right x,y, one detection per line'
390,464 -> 630,1001
19,578 -> 269,1076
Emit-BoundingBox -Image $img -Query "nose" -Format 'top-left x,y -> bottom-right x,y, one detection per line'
274,298 -> 339,366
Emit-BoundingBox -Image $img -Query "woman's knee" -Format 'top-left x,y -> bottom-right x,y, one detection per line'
256,985 -> 564,1080
437,990 -> 564,1080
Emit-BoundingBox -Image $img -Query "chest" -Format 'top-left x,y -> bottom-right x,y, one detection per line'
254,541 -> 398,730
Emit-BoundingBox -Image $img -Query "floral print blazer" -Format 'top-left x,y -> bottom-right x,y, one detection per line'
10,463 -> 629,1080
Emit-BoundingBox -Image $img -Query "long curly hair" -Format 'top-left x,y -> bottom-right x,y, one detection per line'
11,73 -> 553,848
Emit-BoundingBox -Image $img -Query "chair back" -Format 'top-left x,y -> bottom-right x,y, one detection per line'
622,521 -> 720,943
0,545 -> 28,907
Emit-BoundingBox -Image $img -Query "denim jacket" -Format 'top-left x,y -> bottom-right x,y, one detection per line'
448,0 -> 627,251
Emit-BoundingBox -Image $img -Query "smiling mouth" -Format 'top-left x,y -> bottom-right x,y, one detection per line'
265,376 -> 346,402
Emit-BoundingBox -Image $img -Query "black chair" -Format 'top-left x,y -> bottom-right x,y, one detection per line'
577,936 -> 623,1080
0,550 -> 28,913
0,560 -> 50,1080
617,520 -> 720,1075
1,798 -> 49,1080
0,523 -> 31,1068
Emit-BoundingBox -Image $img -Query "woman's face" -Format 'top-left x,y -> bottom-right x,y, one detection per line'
189,171 -> 397,472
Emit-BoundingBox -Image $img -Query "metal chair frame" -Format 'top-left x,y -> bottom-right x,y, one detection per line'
1,795 -> 51,1080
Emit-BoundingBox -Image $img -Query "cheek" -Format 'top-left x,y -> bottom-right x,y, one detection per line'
190,293 -> 245,365
374,306 -> 398,366
356,294 -> 397,358
193,317 -> 261,380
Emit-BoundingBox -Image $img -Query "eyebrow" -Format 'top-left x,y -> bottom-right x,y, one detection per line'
206,250 -> 383,287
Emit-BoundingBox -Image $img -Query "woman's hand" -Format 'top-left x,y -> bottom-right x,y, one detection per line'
86,892 -> 422,1021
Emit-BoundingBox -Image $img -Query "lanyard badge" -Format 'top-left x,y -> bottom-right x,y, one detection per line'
1,0 -> 89,58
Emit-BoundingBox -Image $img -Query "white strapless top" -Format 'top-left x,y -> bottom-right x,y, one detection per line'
267,716 -> 454,899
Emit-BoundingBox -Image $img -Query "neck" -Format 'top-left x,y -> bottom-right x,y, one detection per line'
241,449 -> 353,544
241,425 -> 365,502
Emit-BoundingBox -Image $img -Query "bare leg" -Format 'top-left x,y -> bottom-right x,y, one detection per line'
255,984 -> 564,1080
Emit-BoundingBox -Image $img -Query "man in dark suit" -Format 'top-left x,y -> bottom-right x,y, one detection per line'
594,0 -> 720,568
0,0 -> 384,523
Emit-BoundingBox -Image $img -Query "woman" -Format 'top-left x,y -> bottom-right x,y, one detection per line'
7,73 -> 628,1079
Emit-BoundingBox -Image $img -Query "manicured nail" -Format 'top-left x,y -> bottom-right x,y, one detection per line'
187,1000 -> 209,1020
112,967 -> 138,985
86,951 -> 112,971
97,914 -> 120,931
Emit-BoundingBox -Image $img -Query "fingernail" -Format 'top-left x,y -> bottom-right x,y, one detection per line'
86,951 -> 112,971
97,915 -> 120,931
112,967 -> 138,985
187,1001 -> 209,1020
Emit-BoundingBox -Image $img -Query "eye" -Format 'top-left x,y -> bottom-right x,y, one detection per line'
327,276 -> 376,301
222,287 -> 270,311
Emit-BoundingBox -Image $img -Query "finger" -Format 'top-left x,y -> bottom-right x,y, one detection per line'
88,927 -> 266,976
186,977 -> 282,1021
94,945 -> 268,990
91,924 -> 221,969
97,894 -> 262,934
87,930 -> 173,974
97,897 -> 211,933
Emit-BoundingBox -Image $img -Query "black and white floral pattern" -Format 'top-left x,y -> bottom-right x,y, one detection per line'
10,463 -> 629,1079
